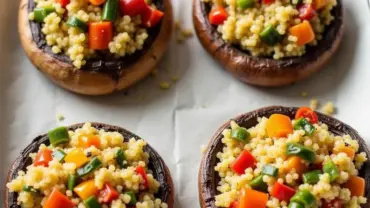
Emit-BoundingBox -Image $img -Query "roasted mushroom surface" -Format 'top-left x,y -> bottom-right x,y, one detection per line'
5,122 -> 174,208
193,0 -> 344,87
19,0 -> 173,95
199,106 -> 370,208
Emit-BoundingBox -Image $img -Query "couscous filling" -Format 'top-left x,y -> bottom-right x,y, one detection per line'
214,107 -> 367,208
28,0 -> 163,68
203,0 -> 337,59
7,123 -> 168,208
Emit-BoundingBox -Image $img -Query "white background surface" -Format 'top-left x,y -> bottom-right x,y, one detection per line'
1,0 -> 370,207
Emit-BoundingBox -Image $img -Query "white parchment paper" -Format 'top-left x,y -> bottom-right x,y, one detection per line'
1,0 -> 370,207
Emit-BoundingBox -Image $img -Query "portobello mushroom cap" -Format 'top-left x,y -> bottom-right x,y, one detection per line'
5,122 -> 175,208
193,1 -> 344,87
199,106 -> 370,208
19,0 -> 173,95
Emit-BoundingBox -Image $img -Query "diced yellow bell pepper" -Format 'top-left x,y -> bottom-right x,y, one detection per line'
73,180 -> 99,200
64,149 -> 89,168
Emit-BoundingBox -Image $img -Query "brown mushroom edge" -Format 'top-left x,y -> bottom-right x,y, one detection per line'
18,0 -> 173,95
198,106 -> 370,208
4,122 -> 175,208
193,1 -> 344,87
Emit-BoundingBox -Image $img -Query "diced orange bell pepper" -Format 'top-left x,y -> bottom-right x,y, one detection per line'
88,22 -> 113,50
81,135 -> 101,148
64,149 -> 89,168
73,180 -> 99,200
282,156 -> 308,175
314,0 -> 329,10
89,0 -> 105,5
43,189 -> 74,208
289,20 -> 315,46
333,146 -> 356,160
266,114 -> 293,138
34,148 -> 53,167
237,188 -> 269,208
343,176 -> 365,197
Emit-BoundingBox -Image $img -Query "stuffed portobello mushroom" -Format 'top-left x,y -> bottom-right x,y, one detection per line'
199,106 -> 370,208
193,0 -> 344,86
5,123 -> 174,208
19,0 -> 173,95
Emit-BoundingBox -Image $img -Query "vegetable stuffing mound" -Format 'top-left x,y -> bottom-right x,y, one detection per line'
203,0 -> 337,59
28,0 -> 164,68
7,122 -> 168,208
214,107 -> 368,208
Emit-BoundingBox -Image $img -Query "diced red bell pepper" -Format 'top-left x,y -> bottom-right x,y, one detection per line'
271,182 -> 296,202
43,189 -> 75,208
34,148 -> 53,167
322,198 -> 342,208
141,7 -> 164,28
229,201 -> 239,208
262,0 -> 275,4
295,107 -> 318,124
208,6 -> 228,25
231,150 -> 256,175
99,184 -> 119,203
298,4 -> 316,21
136,166 -> 149,189
120,0 -> 149,17
56,0 -> 70,7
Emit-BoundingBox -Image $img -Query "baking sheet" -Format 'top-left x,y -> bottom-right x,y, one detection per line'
1,0 -> 370,207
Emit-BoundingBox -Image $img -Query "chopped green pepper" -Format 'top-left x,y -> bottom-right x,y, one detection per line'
237,0 -> 255,9
67,17 -> 88,32
323,159 -> 339,182
48,126 -> 70,146
249,175 -> 268,192
116,149 -> 127,168
52,149 -> 67,162
67,174 -> 77,191
102,0 -> 119,21
231,127 -> 250,143
77,157 -> 103,177
290,190 -> 316,207
262,165 -> 278,177
303,170 -> 321,184
33,7 -> 55,23
288,202 -> 305,208
259,25 -> 282,46
294,118 -> 315,136
84,196 -> 101,208
125,191 -> 137,206
22,186 -> 39,194
286,143 -> 316,163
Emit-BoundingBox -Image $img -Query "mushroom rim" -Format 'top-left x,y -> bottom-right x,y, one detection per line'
198,106 -> 370,208
5,122 -> 175,208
